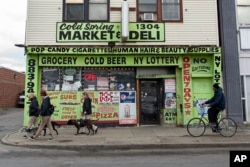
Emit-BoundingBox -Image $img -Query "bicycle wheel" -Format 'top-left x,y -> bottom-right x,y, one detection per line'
218,118 -> 237,137
187,118 -> 206,137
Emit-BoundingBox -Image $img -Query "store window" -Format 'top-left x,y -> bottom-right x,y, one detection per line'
64,0 -> 109,21
109,68 -> 135,91
42,67 -> 135,91
42,68 -> 61,91
138,0 -> 182,22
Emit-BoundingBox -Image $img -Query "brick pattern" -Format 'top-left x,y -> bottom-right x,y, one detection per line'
0,67 -> 25,108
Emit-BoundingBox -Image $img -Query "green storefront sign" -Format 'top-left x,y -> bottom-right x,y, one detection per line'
56,22 -> 165,42
39,55 -> 180,67
28,46 -> 220,54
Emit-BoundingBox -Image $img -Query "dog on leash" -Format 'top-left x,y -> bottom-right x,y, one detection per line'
24,121 -> 60,136
67,119 -> 94,135
43,121 -> 61,136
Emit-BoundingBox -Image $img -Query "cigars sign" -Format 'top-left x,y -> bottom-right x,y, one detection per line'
56,22 -> 165,42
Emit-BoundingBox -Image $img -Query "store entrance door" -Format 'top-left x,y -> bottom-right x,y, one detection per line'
140,80 -> 161,125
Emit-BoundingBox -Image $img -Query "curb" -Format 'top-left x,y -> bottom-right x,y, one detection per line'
2,132 -> 250,153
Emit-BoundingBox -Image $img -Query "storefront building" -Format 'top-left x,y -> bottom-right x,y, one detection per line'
23,0 -> 222,126
236,0 -> 250,123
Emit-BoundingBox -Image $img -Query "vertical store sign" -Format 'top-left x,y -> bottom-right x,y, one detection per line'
182,56 -> 193,124
214,54 -> 222,84
23,55 -> 39,126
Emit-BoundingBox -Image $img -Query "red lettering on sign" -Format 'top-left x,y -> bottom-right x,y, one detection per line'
183,57 -> 192,115
185,110 -> 191,115
84,74 -> 97,81
99,92 -> 114,103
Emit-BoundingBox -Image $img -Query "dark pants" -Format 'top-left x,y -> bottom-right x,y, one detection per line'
208,107 -> 221,126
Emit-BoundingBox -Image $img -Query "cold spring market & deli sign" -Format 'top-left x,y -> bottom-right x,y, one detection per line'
56,22 -> 165,42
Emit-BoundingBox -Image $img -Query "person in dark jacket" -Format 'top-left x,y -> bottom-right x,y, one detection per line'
203,83 -> 226,132
29,90 -> 55,141
26,93 -> 39,132
81,92 -> 98,134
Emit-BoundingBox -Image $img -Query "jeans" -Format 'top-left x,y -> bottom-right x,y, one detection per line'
208,107 -> 221,127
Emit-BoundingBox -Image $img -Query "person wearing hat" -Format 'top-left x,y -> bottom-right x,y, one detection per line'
202,83 -> 226,132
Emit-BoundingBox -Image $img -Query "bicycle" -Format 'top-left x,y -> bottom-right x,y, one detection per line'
187,104 -> 237,137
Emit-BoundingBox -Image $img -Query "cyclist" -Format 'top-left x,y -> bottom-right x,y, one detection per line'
202,83 -> 226,132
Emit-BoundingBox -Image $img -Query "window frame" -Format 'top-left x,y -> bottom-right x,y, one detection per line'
137,0 -> 183,23
42,67 -> 135,92
239,28 -> 250,50
63,0 -> 110,22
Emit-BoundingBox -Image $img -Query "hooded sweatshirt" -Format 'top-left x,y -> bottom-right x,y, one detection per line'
205,87 -> 226,110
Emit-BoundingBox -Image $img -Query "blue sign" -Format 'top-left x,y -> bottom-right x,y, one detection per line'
120,91 -> 136,103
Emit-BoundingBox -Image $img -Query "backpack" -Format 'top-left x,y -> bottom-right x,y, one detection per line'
48,104 -> 55,115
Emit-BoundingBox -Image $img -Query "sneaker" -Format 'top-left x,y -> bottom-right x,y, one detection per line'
95,127 -> 98,134
212,127 -> 220,133
209,123 -> 217,128
28,136 -> 35,141
48,138 -> 55,141
216,127 -> 222,131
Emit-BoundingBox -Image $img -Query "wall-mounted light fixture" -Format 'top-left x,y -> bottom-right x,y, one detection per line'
14,44 -> 27,55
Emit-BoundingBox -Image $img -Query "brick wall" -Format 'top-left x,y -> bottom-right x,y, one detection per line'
0,67 -> 25,108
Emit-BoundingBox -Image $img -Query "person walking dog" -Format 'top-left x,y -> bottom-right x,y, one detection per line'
29,90 -> 55,141
81,92 -> 98,134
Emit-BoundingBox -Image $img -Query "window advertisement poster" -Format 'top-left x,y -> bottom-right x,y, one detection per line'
165,79 -> 176,92
97,77 -> 109,90
165,92 -> 177,109
98,91 -> 120,104
90,91 -> 119,123
84,68 -> 109,91
42,68 -> 60,91
119,91 -> 137,125
46,91 -> 120,124
164,79 -> 176,109
62,68 -> 82,91
48,91 -> 82,121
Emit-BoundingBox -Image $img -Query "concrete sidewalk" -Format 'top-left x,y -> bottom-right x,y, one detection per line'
2,124 -> 250,152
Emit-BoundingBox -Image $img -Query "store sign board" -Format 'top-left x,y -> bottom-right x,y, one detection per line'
56,22 -> 165,42
28,46 -> 221,54
38,55 -> 180,67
